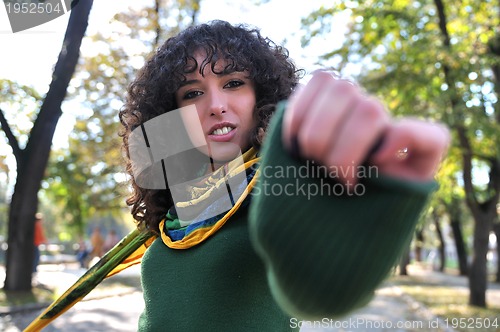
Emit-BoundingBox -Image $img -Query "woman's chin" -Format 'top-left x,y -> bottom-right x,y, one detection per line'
206,142 -> 242,165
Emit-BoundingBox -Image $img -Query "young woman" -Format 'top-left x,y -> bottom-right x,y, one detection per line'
118,20 -> 449,331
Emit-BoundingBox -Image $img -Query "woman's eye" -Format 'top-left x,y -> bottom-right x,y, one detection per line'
183,90 -> 203,100
224,80 -> 244,89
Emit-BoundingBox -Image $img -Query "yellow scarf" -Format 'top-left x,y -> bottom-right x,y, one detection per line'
159,148 -> 259,249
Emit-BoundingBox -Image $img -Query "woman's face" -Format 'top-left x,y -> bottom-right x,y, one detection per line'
175,52 -> 257,164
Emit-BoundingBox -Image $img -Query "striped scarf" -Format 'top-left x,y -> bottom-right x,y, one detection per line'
160,147 -> 259,249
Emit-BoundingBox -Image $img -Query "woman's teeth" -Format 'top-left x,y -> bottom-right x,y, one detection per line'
211,126 -> 233,136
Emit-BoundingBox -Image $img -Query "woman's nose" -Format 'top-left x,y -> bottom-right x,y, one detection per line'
208,91 -> 227,116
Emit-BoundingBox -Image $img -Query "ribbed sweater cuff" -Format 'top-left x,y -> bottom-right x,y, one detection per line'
249,102 -> 437,320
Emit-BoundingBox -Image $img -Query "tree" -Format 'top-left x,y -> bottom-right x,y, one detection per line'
0,80 -> 41,242
494,222 -> 500,282
432,0 -> 499,307
414,226 -> 425,262
447,197 -> 469,276
301,0 -> 500,307
437,148 -> 470,276
0,155 -> 8,243
0,0 -> 94,291
432,208 -> 446,272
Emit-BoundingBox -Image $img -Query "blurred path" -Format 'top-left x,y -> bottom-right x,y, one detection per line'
1,263 -> 498,331
300,282 -> 453,332
0,263 -> 143,332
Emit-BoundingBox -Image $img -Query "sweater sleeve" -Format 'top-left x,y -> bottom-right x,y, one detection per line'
248,101 -> 437,320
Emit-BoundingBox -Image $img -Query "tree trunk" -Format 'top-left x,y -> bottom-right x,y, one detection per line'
468,212 -> 492,307
450,218 -> 468,276
399,244 -> 411,276
4,0 -> 93,291
414,228 -> 424,262
445,197 -> 469,276
494,223 -> 500,283
433,213 -> 446,272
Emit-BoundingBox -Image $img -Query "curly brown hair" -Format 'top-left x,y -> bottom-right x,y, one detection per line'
119,20 -> 302,233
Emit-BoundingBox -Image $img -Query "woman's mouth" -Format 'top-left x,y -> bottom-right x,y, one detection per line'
211,126 -> 234,136
208,124 -> 236,142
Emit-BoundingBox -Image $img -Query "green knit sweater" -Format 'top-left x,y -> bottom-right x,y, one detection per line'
138,104 -> 436,331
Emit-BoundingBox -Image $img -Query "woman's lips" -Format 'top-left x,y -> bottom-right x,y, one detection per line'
207,122 -> 237,142
207,126 -> 237,142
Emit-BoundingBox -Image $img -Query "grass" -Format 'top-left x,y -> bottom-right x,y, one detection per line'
391,273 -> 500,332
0,287 -> 55,308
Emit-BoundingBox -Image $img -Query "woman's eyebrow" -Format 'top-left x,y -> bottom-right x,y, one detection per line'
179,72 -> 247,88
179,79 -> 199,88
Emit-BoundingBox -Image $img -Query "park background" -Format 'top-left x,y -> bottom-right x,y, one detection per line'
0,0 -> 499,331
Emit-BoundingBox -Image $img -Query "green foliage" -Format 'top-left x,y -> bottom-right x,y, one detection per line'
301,0 -> 500,212
0,79 -> 42,149
302,0 -> 498,123
0,79 -> 43,239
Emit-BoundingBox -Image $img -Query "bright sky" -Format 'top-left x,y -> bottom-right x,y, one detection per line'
0,1 -> 133,90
